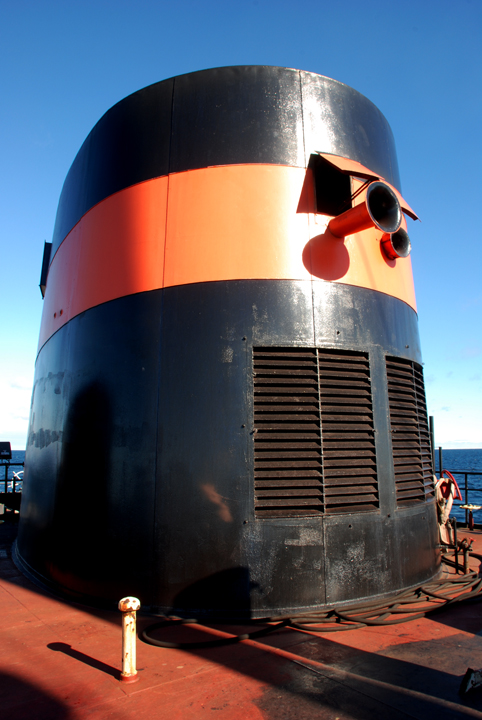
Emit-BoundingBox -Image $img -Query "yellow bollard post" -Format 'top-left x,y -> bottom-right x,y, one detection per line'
118,596 -> 141,683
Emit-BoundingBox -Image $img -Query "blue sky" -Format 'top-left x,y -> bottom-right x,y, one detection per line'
1,0 -> 481,449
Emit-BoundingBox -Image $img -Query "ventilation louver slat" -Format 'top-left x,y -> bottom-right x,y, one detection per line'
386,357 -> 434,506
253,347 -> 378,518
253,348 -> 323,518
318,350 -> 378,515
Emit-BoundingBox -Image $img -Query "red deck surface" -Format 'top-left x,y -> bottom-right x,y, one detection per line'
1,520 -> 481,720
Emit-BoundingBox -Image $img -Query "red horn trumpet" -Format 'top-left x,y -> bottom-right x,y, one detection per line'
329,181 -> 402,238
381,227 -> 411,259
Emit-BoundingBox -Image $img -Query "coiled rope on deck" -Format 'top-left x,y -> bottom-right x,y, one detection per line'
140,555 -> 482,649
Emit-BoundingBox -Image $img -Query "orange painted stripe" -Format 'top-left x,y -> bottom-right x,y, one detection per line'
39,177 -> 169,350
163,165 -> 311,287
39,165 -> 417,350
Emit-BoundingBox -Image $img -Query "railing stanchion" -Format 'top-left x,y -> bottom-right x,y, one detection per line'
429,416 -> 435,470
453,518 -> 459,574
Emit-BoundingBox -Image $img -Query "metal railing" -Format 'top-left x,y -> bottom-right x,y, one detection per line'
443,470 -> 482,527
433,441 -> 482,527
0,462 -> 24,493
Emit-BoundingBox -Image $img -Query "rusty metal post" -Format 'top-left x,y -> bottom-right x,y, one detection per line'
118,596 -> 141,683
452,519 -> 459,574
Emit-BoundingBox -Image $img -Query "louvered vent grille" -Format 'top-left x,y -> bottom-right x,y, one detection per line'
318,350 -> 378,515
253,347 -> 378,518
386,357 -> 434,506
253,348 -> 323,518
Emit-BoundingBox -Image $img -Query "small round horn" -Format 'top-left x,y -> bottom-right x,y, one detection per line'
381,228 -> 411,259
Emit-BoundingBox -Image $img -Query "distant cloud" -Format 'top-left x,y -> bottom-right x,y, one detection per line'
0,378 -> 32,445
461,295 -> 482,311
10,380 -> 31,390
425,374 -> 435,383
12,412 -> 29,421
469,374 -> 481,381
441,406 -> 450,412
440,441 -> 482,450
459,346 -> 481,360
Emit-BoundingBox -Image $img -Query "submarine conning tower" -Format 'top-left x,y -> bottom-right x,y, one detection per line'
17,66 -> 439,616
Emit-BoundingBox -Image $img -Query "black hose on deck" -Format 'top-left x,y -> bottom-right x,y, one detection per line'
140,618 -> 288,649
140,553 -> 482,649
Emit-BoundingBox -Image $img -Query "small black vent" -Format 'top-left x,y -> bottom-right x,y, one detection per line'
386,357 -> 434,506
310,154 -> 352,216
318,350 -> 378,514
253,347 -> 378,518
